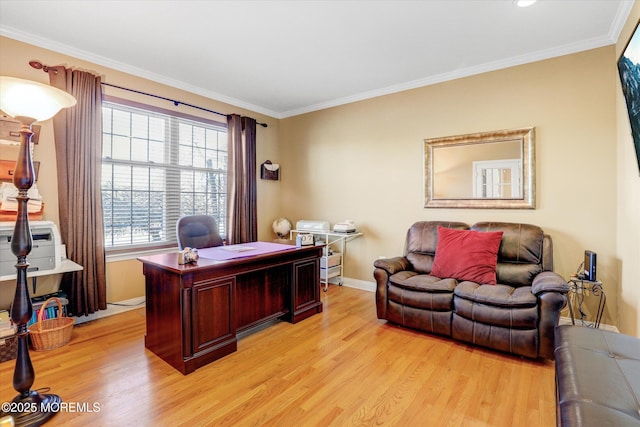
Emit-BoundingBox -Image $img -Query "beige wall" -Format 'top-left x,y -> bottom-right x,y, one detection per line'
2,26 -> 638,335
280,46 -> 620,327
0,36 -> 281,304
616,6 -> 640,337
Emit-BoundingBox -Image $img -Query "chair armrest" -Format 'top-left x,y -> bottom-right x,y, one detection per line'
531,271 -> 569,296
373,256 -> 411,275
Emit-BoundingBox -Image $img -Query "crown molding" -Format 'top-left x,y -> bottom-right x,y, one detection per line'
0,27 -> 281,120
2,17 -> 626,121
279,34 -> 617,118
609,0 -> 636,43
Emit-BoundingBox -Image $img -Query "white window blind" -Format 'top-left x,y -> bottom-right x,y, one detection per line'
101,100 -> 227,250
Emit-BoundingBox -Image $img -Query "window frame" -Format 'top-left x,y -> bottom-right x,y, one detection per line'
101,95 -> 228,254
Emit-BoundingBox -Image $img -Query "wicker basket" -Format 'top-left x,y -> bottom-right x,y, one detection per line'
30,297 -> 74,351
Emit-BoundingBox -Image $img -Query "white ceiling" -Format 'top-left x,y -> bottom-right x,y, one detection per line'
0,0 -> 634,119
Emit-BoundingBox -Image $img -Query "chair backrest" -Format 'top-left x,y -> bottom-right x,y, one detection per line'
176,215 -> 224,249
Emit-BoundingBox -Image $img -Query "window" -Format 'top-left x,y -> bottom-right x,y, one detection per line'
472,159 -> 522,199
101,99 -> 227,251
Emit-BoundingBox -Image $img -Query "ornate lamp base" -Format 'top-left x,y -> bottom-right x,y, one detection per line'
0,390 -> 60,427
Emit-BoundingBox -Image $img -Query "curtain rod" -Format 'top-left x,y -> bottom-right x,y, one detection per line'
29,60 -> 268,128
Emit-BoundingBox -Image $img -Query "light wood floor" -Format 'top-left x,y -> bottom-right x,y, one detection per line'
0,286 -> 556,427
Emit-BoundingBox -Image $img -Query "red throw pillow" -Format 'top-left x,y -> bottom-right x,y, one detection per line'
431,226 -> 504,285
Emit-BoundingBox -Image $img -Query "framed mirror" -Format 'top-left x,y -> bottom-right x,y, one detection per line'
424,127 -> 535,209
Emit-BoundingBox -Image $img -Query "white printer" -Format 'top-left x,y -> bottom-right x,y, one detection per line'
295,220 -> 330,232
0,221 -> 63,279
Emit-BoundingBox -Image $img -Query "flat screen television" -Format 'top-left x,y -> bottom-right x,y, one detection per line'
618,21 -> 640,176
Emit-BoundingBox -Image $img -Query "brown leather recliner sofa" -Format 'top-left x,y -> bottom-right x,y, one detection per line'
373,221 -> 569,359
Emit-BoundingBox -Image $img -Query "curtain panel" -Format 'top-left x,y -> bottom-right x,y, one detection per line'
226,114 -> 257,244
49,67 -> 107,316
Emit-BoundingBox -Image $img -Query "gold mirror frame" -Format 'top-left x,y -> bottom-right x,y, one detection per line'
424,127 -> 535,209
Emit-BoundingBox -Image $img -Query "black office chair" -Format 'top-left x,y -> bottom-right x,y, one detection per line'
176,215 -> 224,249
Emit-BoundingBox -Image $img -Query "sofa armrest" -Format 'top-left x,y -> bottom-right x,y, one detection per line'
538,291 -> 568,359
373,256 -> 411,320
373,256 -> 411,275
532,271 -> 569,359
531,271 -> 569,296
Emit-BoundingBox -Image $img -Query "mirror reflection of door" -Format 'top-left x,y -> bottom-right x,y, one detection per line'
472,159 -> 521,198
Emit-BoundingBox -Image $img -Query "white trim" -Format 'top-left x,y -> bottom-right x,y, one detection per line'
106,247 -> 177,263
558,316 -> 619,333
0,27 -> 281,120
0,17 -> 628,120
340,277 -> 375,293
74,296 -> 145,325
334,283 -> 621,333
610,0 -> 636,44
73,280 -> 374,325
279,35 -> 615,118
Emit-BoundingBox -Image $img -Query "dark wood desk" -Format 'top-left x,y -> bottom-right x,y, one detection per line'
138,243 -> 323,374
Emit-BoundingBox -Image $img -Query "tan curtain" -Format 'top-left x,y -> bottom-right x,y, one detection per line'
226,114 -> 257,244
48,67 -> 106,316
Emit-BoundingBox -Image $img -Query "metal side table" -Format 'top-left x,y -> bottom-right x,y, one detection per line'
567,276 -> 606,328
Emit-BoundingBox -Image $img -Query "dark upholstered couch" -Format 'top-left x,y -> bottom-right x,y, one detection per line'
374,221 -> 569,359
555,325 -> 640,426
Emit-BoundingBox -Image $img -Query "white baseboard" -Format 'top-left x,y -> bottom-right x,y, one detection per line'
76,279 -> 374,325
74,296 -> 146,325
340,277 -> 375,292
336,283 -> 621,333
78,289 -> 621,335
559,316 -> 619,333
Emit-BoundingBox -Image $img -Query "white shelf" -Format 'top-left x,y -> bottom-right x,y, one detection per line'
290,229 -> 363,291
0,258 -> 83,282
321,252 -> 341,269
321,266 -> 341,281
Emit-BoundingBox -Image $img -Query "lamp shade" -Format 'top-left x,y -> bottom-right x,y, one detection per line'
0,76 -> 76,122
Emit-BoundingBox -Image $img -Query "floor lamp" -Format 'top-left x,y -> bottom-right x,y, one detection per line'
0,77 -> 76,427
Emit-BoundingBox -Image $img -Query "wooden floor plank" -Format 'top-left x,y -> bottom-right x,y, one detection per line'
0,286 -> 556,426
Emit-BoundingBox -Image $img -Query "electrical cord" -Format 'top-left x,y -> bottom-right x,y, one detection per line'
571,261 -> 588,323
575,261 -> 584,277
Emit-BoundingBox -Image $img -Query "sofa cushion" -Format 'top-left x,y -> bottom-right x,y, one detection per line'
454,281 -> 537,308
454,297 -> 538,329
431,227 -> 503,285
388,284 -> 454,312
389,271 -> 457,292
388,273 -> 456,313
405,221 -> 469,273
472,222 -> 544,286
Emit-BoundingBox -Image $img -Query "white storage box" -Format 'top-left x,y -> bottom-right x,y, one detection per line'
321,266 -> 341,280
321,253 -> 342,269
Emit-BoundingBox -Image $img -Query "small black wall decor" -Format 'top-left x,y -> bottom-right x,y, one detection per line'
618,21 -> 640,176
260,160 -> 280,180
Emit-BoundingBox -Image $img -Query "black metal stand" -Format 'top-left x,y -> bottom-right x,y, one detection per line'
567,275 -> 606,329
0,122 -> 60,426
